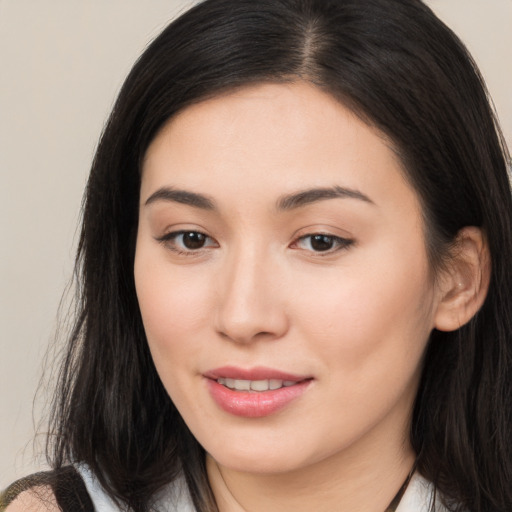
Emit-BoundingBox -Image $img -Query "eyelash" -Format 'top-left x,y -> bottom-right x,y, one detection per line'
292,233 -> 354,254
156,230 -> 218,256
156,230 -> 354,256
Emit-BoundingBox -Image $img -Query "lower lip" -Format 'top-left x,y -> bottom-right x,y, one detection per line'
206,379 -> 311,418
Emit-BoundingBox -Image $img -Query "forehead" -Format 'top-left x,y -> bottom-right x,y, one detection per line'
141,82 -> 416,216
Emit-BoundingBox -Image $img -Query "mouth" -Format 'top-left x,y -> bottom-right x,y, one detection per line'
204,366 -> 313,418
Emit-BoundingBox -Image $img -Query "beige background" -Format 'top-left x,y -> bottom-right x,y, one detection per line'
1,0 -> 511,489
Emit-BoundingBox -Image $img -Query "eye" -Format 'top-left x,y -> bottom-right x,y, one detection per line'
156,230 -> 218,253
293,233 -> 353,253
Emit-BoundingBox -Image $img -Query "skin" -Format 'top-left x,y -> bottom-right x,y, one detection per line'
5,487 -> 59,512
134,82 -> 456,511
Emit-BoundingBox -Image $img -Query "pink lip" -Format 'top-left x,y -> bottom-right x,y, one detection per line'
204,366 -> 308,381
204,366 -> 312,418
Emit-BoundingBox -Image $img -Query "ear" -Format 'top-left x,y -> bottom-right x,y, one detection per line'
434,226 -> 491,332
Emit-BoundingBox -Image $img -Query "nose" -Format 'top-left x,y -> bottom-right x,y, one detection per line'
214,247 -> 289,344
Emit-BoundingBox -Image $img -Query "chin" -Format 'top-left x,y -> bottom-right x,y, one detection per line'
210,448 -> 308,475
202,428 -> 333,476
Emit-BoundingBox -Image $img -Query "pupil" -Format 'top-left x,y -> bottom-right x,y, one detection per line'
311,235 -> 334,251
183,232 -> 206,249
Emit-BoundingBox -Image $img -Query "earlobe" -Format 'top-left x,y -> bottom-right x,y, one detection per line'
434,226 -> 491,332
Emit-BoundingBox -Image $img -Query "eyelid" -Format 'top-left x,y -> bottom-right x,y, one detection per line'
290,231 -> 355,255
155,229 -> 219,255
154,226 -> 354,256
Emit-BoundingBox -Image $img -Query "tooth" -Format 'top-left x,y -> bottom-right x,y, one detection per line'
250,380 -> 270,391
218,378 -> 295,392
234,379 -> 251,391
269,379 -> 283,390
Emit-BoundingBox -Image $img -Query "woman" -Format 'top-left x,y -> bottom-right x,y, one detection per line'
2,0 -> 511,511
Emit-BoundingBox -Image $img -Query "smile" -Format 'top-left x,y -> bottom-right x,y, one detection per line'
216,378 -> 297,392
204,367 -> 313,418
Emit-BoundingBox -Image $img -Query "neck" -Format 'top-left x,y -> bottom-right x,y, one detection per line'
207,427 -> 416,512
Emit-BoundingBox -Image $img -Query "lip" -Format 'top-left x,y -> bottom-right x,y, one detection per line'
204,366 -> 313,418
203,365 -> 308,381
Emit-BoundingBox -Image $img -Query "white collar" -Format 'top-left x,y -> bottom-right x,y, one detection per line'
396,473 -> 447,512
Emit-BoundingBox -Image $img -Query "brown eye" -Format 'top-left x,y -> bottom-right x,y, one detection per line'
294,233 -> 354,254
156,230 -> 217,254
310,235 -> 335,251
181,231 -> 207,249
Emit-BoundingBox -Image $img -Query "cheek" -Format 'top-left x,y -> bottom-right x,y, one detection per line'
134,246 -> 212,373
292,241 -> 435,379
287,256 -> 435,443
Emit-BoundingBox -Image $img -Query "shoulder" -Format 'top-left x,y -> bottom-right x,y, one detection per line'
3,486 -> 59,512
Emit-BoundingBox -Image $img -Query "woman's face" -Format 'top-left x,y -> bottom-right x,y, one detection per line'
135,82 -> 443,475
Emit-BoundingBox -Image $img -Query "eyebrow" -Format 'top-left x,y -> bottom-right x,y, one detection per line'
276,186 -> 374,210
144,187 -> 215,210
144,185 -> 374,211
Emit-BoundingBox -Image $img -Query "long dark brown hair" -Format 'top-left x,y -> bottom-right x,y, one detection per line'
47,1 -> 512,511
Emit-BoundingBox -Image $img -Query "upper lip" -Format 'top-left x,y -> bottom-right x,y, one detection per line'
203,366 -> 311,382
